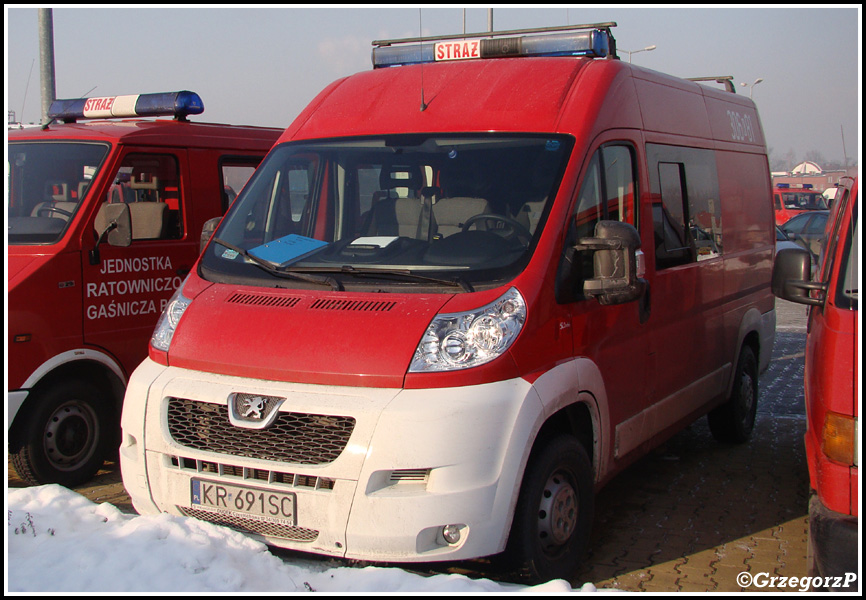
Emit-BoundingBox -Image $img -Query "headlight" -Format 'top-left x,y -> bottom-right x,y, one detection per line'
150,281 -> 192,352
410,287 -> 526,372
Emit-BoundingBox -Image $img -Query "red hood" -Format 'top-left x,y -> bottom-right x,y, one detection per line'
167,284 -> 454,388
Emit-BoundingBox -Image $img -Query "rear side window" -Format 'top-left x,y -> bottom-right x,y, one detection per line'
647,144 -> 722,270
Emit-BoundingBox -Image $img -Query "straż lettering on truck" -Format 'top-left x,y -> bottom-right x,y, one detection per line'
120,23 -> 776,583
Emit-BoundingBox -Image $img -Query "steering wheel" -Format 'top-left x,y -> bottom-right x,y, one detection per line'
37,205 -> 74,218
461,213 -> 532,246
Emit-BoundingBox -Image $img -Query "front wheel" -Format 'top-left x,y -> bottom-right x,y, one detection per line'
503,435 -> 594,583
10,380 -> 110,487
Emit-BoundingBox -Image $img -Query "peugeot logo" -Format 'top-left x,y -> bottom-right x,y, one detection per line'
241,396 -> 266,420
228,393 -> 285,429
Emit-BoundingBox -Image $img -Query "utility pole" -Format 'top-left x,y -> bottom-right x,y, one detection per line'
38,8 -> 57,124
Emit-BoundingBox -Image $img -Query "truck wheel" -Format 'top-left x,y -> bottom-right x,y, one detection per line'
10,380 -> 109,487
708,345 -> 758,443
503,435 -> 594,583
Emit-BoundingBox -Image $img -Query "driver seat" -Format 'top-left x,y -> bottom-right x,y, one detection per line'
31,181 -> 78,221
432,196 -> 492,237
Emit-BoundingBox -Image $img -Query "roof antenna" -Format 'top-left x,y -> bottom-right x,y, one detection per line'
419,8 -> 428,112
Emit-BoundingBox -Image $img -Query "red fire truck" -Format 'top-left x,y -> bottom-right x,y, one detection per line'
120,26 -> 776,582
773,177 -> 858,591
8,91 -> 281,486
773,182 -> 829,226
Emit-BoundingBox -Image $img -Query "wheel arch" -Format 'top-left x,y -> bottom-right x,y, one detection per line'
528,357 -> 612,486
10,349 -> 127,433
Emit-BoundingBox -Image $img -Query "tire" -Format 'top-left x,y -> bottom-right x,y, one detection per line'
708,345 -> 758,443
503,435 -> 594,583
10,379 -> 110,487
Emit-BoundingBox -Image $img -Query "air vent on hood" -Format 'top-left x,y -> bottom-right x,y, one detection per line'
227,292 -> 301,308
309,298 -> 397,312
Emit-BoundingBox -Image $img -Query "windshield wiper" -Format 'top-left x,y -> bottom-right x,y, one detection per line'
212,238 -> 343,291
290,265 -> 475,292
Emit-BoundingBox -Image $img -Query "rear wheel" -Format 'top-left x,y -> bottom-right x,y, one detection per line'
708,345 -> 758,443
10,379 -> 110,487
503,435 -> 594,583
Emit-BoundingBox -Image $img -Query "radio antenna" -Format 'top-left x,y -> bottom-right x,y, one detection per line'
419,9 -> 428,111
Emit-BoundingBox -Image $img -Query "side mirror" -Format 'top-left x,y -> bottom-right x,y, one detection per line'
200,216 -> 222,254
90,203 -> 132,264
575,220 -> 646,305
772,247 -> 827,306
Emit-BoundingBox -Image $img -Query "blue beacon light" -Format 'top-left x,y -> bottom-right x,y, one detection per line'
372,26 -> 614,68
47,91 -> 204,123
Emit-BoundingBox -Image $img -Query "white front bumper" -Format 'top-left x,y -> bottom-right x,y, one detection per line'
120,358 -> 543,562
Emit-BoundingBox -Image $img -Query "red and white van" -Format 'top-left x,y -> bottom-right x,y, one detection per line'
773,177 -> 858,591
8,91 -> 281,486
120,26 -> 776,582
773,183 -> 829,226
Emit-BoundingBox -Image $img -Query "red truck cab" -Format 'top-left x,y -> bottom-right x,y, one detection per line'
773,177 -> 858,590
8,91 -> 281,486
773,182 -> 829,226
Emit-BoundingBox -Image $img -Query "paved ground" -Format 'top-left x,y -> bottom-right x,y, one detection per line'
8,299 -> 814,592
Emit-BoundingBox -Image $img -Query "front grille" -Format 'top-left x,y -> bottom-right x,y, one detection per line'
171,455 -> 336,491
178,506 -> 319,542
167,397 -> 355,465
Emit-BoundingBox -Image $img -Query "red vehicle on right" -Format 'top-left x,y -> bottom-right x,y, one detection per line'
773,182 -> 829,226
772,177 -> 858,591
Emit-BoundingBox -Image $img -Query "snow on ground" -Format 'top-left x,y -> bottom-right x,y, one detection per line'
7,485 -> 605,593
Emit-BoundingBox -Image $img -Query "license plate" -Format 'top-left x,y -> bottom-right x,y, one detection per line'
190,479 -> 296,524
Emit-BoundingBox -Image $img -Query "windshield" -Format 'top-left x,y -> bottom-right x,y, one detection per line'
8,142 -> 110,245
781,191 -> 827,211
201,134 -> 572,291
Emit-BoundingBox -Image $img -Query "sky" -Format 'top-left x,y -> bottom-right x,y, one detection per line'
7,484 -> 600,593
4,6 -> 862,170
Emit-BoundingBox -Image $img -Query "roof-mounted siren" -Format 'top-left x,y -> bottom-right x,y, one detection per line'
686,76 -> 737,94
372,22 -> 617,68
47,91 -> 204,123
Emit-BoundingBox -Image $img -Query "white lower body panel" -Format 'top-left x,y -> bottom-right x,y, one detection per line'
120,358 -> 543,562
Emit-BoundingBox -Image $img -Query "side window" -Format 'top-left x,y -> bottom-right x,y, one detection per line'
602,145 -> 637,226
220,160 -> 260,213
357,166 -> 381,218
573,152 -> 602,239
655,162 -> 692,268
572,144 -> 637,237
560,143 -> 638,300
782,214 -> 808,235
805,214 -> 827,234
101,153 -> 182,240
648,144 -> 722,270
235,155 -> 319,243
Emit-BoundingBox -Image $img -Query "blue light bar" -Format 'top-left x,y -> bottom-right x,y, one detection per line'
48,91 -> 204,123
373,28 -> 612,68
803,184 -> 813,189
